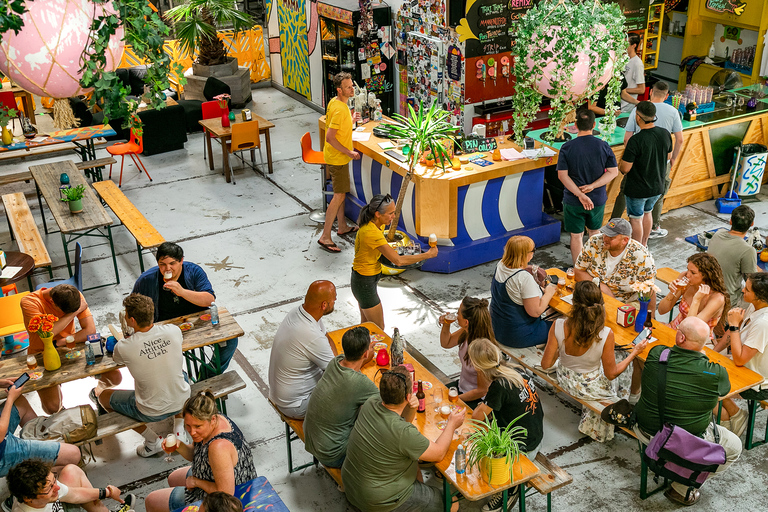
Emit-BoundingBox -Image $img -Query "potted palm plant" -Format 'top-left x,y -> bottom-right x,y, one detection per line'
61,185 -> 86,214
466,413 -> 528,485
166,0 -> 255,106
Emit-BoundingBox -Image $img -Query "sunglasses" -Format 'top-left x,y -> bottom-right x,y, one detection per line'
373,194 -> 392,212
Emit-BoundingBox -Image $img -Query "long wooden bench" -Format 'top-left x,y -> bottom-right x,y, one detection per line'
91,180 -> 165,272
268,399 -> 344,491
0,138 -> 108,163
74,371 -> 246,447
1,192 -> 53,284
75,157 -> 117,181
500,345 -> 637,439
525,452 -> 573,512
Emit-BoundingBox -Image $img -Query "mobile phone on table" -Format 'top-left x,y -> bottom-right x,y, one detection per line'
8,373 -> 29,390
548,275 -> 559,285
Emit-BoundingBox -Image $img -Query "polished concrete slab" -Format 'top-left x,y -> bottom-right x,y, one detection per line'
0,87 -> 766,511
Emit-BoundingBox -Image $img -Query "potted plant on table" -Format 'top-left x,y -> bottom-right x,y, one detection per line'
466,413 -> 528,485
27,314 -> 61,371
61,185 -> 86,214
630,280 -> 661,333
0,105 -> 18,146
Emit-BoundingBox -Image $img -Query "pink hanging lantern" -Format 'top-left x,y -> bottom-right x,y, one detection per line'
0,0 -> 125,99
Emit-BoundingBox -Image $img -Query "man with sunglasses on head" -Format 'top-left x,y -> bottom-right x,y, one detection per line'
618,101 -> 673,246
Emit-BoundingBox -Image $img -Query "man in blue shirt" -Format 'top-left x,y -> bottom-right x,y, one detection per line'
132,242 -> 238,376
557,109 -> 619,263
612,81 -> 683,239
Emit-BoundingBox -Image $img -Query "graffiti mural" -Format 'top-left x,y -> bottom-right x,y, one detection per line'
278,0 -> 311,99
736,153 -> 768,196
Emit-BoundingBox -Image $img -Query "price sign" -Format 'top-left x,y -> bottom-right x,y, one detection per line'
462,137 -> 498,153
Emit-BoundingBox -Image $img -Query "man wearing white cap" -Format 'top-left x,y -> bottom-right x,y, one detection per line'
574,218 -> 657,306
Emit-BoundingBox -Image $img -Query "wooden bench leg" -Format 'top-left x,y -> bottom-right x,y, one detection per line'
745,399 -> 768,450
35,181 -> 48,235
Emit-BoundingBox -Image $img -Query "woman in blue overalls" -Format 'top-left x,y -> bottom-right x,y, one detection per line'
491,236 -> 557,348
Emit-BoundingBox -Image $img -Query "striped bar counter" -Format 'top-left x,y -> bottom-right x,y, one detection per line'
319,117 -> 561,273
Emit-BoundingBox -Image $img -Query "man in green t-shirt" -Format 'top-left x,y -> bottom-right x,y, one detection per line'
633,317 -> 742,506
304,326 -> 378,468
342,366 -> 464,512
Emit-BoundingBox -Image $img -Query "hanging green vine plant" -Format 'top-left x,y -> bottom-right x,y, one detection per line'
511,0 -> 628,144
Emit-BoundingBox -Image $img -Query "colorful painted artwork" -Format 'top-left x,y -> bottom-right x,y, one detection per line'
278,0 -> 311,99
736,152 -> 767,196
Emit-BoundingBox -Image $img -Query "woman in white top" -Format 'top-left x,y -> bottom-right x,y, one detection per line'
718,273 -> 768,436
439,296 -> 497,409
490,236 -> 557,348
541,281 -> 647,442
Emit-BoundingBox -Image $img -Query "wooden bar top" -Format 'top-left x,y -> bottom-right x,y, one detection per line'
0,307 -> 243,398
29,160 -> 112,233
546,269 -> 764,397
327,322 -> 540,502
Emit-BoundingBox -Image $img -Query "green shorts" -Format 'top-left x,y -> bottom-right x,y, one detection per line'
563,203 -> 605,234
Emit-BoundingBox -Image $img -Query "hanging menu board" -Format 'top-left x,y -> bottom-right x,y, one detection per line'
463,0 -> 538,58
613,0 -> 649,31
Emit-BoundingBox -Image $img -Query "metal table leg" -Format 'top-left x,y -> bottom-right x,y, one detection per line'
35,182 -> 48,235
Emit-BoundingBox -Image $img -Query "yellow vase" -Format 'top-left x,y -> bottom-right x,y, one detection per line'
41,335 -> 62,371
1,126 -> 12,145
481,456 -> 512,486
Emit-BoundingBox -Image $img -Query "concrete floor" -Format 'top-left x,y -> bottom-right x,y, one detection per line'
1,87 -> 767,511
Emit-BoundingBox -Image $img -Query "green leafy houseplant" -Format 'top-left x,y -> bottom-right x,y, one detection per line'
511,0 -> 628,144
375,101 -> 459,242
0,105 -> 18,127
60,185 -> 86,203
465,413 -> 528,483
166,0 -> 254,66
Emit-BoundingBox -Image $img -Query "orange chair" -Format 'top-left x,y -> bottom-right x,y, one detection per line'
201,100 -> 221,162
0,291 -> 30,338
300,132 -> 331,223
107,128 -> 152,187
227,120 -> 263,185
2,284 -> 18,295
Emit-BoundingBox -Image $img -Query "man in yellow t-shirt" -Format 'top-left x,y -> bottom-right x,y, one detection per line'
319,72 -> 361,254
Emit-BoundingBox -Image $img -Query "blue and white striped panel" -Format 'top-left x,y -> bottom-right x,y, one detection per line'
351,155 -> 416,233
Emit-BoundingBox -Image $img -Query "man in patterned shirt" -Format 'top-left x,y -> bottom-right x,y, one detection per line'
574,218 -> 656,307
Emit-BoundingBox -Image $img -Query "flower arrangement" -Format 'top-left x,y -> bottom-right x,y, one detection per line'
631,280 -> 660,302
0,105 -> 18,128
60,184 -> 86,203
213,93 -> 230,109
27,314 -> 58,338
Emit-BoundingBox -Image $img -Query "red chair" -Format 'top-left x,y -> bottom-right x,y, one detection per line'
106,128 -> 152,187
201,100 -> 221,162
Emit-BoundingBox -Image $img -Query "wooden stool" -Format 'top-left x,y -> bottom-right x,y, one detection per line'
300,132 -> 331,223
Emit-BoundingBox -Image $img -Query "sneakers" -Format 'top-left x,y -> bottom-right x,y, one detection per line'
113,494 -> 136,512
136,438 -> 163,458
648,227 -> 668,239
729,408 -> 749,437
482,486 -> 520,512
89,388 -> 108,416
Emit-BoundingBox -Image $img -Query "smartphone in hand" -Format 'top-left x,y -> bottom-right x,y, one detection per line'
548,275 -> 559,285
8,373 -> 29,391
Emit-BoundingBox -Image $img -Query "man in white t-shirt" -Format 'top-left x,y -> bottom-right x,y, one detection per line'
95,294 -> 191,457
8,459 -> 132,512
269,280 -> 339,418
620,33 -> 645,113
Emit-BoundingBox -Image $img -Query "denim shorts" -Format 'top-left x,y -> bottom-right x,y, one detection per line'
109,390 -> 181,423
0,405 -> 61,477
168,469 -> 192,510
625,194 -> 662,219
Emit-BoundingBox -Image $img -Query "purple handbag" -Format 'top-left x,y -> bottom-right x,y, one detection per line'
643,348 -> 726,488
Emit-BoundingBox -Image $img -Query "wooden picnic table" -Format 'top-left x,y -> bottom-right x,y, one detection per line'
29,160 -> 118,289
546,268 -> 764,398
0,306 -> 243,399
328,323 -> 540,512
199,115 -> 275,181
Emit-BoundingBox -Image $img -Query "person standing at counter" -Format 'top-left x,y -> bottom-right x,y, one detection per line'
619,101 -> 672,246
318,72 -> 361,254
352,194 -> 437,329
620,33 -> 645,113
557,109 -> 619,264
614,82 -> 683,240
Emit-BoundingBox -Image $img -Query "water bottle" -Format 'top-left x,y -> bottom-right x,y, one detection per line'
454,444 -> 466,474
210,302 -> 219,326
85,341 -> 95,366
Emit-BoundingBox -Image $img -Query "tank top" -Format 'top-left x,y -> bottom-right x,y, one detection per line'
457,340 -> 478,393
554,318 -> 610,374
670,295 -> 718,334
186,415 -> 257,503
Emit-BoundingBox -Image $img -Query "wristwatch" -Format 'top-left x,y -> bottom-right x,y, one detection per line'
727,325 -> 739,332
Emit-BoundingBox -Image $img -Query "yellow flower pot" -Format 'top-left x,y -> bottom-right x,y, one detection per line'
1,126 -> 13,146
41,335 -> 62,371
481,456 -> 512,486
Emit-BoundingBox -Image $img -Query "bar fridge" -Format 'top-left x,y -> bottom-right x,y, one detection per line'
318,0 -> 394,117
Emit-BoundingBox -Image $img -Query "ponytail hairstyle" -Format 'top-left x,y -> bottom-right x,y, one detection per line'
468,338 -> 525,390
182,389 -> 217,421
457,296 -> 498,363
566,281 -> 606,349
358,194 -> 393,226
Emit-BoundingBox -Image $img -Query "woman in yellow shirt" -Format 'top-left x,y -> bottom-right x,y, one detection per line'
352,194 -> 437,329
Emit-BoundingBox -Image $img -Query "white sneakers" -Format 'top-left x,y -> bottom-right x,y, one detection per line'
136,437 -> 163,458
648,227 -> 669,239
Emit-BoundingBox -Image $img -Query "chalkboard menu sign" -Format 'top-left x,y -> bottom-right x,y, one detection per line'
464,0 -> 538,58
463,136 -> 498,153
613,0 -> 648,31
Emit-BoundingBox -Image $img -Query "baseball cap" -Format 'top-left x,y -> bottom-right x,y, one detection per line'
600,218 -> 632,237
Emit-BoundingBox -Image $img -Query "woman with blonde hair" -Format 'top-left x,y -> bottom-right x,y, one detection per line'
439,296 -> 497,409
490,235 -> 557,348
145,390 -> 256,512
469,338 -> 544,512
541,281 -> 647,442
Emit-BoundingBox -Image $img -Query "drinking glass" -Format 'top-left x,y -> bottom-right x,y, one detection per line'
163,433 -> 177,463
566,267 -> 574,280
26,355 -> 42,380
448,387 -> 459,403
434,388 -> 444,412
64,335 -> 81,359
557,277 -> 566,295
